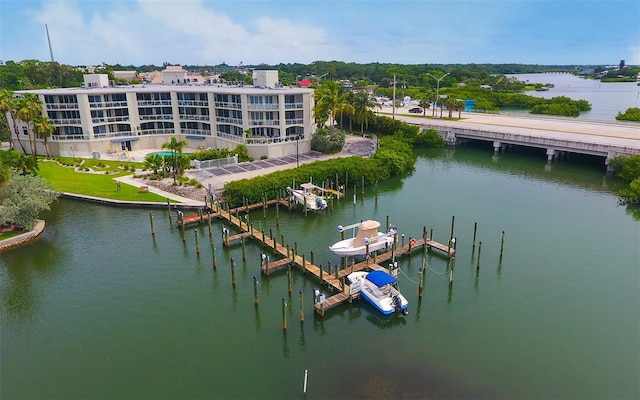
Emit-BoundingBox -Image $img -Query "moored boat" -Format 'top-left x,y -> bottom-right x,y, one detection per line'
348,270 -> 408,315
287,183 -> 328,211
329,220 -> 396,257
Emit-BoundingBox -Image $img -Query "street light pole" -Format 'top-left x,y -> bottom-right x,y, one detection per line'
427,72 -> 450,118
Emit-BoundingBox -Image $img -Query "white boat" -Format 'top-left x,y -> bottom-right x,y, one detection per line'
329,220 -> 396,257
347,270 -> 408,315
287,183 -> 328,211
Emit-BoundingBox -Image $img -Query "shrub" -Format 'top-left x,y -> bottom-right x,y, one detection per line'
311,127 -> 346,154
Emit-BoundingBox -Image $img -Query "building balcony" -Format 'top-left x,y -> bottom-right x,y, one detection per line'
248,103 -> 280,110
89,101 -> 128,108
139,128 -> 176,135
181,128 -> 212,136
249,119 -> 280,126
137,100 -> 172,106
284,103 -> 303,109
177,100 -> 209,107
46,103 -> 79,110
285,118 -> 304,125
214,101 -> 242,109
50,134 -> 87,141
179,114 -> 210,121
216,117 -> 243,125
140,114 -> 174,120
51,118 -> 82,125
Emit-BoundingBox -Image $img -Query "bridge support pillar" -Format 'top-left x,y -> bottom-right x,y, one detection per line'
546,148 -> 558,162
493,141 -> 502,155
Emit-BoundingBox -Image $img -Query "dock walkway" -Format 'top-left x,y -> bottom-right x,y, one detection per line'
191,199 -> 454,316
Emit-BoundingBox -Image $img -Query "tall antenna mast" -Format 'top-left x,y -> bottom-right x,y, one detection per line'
45,24 -> 54,62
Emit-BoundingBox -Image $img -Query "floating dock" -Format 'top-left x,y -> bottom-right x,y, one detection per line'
180,198 -> 455,315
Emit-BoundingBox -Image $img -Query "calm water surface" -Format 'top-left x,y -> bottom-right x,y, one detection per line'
510,72 -> 640,120
1,146 -> 639,399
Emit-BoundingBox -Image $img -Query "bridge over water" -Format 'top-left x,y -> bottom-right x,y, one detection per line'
388,110 -> 640,167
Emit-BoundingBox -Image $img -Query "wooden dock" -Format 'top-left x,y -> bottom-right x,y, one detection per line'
194,200 -> 454,315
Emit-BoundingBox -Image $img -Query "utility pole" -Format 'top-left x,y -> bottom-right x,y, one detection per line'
427,72 -> 450,118
392,74 -> 396,120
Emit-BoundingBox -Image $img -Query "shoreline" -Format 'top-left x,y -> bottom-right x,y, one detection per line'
0,220 -> 46,252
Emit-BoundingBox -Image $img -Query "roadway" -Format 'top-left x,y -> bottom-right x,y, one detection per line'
380,106 -> 640,149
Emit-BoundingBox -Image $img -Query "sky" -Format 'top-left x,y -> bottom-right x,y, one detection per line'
1,0 -> 639,67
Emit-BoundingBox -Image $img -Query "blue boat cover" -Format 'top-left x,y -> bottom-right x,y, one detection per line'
366,270 -> 397,287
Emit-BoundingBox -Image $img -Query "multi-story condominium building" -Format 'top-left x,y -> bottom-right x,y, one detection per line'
9,70 -> 315,160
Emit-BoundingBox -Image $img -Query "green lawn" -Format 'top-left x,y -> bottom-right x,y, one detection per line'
0,230 -> 21,240
37,160 -> 175,203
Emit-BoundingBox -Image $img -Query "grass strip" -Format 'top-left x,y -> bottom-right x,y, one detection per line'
37,160 -> 174,203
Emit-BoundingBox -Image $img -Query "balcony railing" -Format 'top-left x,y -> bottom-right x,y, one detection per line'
214,101 -> 242,109
137,100 -> 172,106
177,100 -> 209,107
89,101 -> 128,108
248,103 -> 280,110
181,129 -> 212,136
46,103 -> 79,110
93,131 -> 136,139
285,118 -> 304,125
139,129 -> 176,135
51,118 -> 82,125
140,114 -> 174,120
50,134 -> 87,141
284,103 -> 303,109
249,119 -> 280,126
179,114 -> 210,121
216,117 -> 243,124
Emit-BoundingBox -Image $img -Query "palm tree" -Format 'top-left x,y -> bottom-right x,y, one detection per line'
453,99 -> 466,118
0,89 -> 26,153
429,91 -> 439,117
161,136 -> 187,184
16,93 -> 43,157
33,115 -> 55,158
314,80 -> 351,127
353,91 -> 381,134
418,97 -> 431,117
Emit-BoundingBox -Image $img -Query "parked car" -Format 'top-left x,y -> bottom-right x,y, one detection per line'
408,107 -> 422,114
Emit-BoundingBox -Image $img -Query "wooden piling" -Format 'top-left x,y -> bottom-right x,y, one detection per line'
472,222 -> 478,249
500,231 -> 505,260
299,291 -> 304,322
418,267 -> 424,298
195,231 -> 200,256
361,176 -> 364,194
211,241 -> 217,270
241,236 -> 246,261
149,212 -> 155,236
353,185 -> 356,205
167,198 -> 172,222
287,264 -> 292,293
231,258 -> 236,286
476,241 -> 482,270
282,298 -> 287,330
254,276 -> 259,305
208,213 -> 212,238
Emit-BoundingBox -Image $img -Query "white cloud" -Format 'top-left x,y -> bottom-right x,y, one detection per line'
27,0 -> 343,66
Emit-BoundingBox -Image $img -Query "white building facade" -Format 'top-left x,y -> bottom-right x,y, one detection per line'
9,72 -> 315,160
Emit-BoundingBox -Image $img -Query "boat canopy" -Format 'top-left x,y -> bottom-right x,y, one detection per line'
366,270 -> 397,287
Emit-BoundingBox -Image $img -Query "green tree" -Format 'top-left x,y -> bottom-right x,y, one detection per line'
16,93 -> 43,157
616,107 -> 640,122
33,115 -> 55,158
418,96 -> 431,117
352,91 -> 381,134
161,136 -> 187,184
0,173 -> 59,230
144,154 -> 165,175
0,89 -> 27,153
314,80 -> 351,127
0,149 -> 38,175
